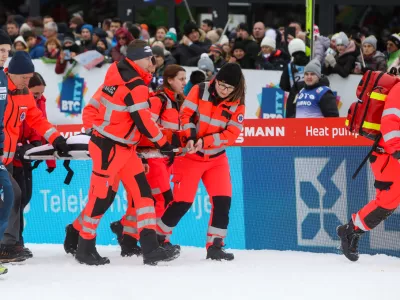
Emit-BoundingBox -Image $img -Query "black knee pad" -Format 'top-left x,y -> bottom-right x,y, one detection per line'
364,206 -> 395,230
161,201 -> 192,227
134,172 -> 153,199
162,189 -> 174,207
211,196 -> 231,229
92,187 -> 117,217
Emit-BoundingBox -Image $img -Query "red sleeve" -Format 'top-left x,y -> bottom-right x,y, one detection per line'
148,95 -> 163,122
55,56 -> 67,74
24,94 -> 60,144
381,83 -> 400,154
82,86 -> 103,133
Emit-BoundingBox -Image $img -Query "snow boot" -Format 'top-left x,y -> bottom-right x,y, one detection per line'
206,238 -> 234,261
0,244 -> 27,263
337,220 -> 364,262
120,234 -> 142,257
157,235 -> 181,251
141,229 -> 180,265
75,237 -> 110,266
110,220 -> 123,245
64,224 -> 79,255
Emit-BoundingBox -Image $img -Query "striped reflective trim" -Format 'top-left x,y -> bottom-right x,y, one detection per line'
152,188 -> 161,195
126,215 -> 137,222
127,102 -> 149,113
137,219 -> 156,228
93,125 -> 137,145
77,214 -> 83,225
88,98 -> 100,109
202,83 -> 211,101
123,226 -> 138,234
137,206 -> 156,216
200,147 -> 226,155
183,123 -> 196,130
148,131 -> 163,143
100,97 -> 149,113
227,120 -> 243,130
157,219 -> 174,233
44,127 -> 57,140
229,104 -> 239,113
362,121 -> 380,131
383,130 -> 400,142
151,112 -> 159,121
370,92 -> 387,101
181,100 -> 198,111
199,114 -> 211,124
210,118 -> 227,128
212,133 -> 228,147
160,120 -> 179,130
382,108 -> 400,119
206,235 -> 220,244
82,226 -> 96,235
83,215 -> 100,225
166,99 -> 173,109
353,213 -> 369,231
4,152 -> 15,159
85,128 -> 92,135
208,226 -> 227,237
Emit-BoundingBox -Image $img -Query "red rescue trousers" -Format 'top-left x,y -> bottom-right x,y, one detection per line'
156,153 -> 232,248
352,152 -> 400,231
77,132 -> 156,241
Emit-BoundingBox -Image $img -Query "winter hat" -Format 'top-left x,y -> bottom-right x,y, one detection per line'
265,28 -> 277,40
197,53 -> 214,73
288,38 -> 306,56
93,27 -> 107,39
63,32 -> 75,45
216,63 -> 243,87
169,27 -> 177,35
389,34 -> 400,49
238,23 -> 249,33
335,32 -> 349,47
165,32 -> 177,43
362,35 -> 377,49
261,36 -> 276,49
331,33 -> 340,41
210,44 -> 223,55
233,41 -> 246,52
127,41 -> 153,61
0,29 -> 12,46
8,51 -> 34,74
13,36 -> 27,48
19,23 -> 32,36
183,22 -> 199,36
304,59 -> 322,78
152,46 -> 165,58
81,24 -> 93,34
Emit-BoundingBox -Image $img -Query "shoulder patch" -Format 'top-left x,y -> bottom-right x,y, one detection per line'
237,114 -> 244,123
316,87 -> 324,94
102,85 -> 118,97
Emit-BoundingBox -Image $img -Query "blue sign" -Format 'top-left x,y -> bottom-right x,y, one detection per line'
260,87 -> 285,118
59,76 -> 84,115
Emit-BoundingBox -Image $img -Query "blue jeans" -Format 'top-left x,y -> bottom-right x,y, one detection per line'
0,163 -> 13,240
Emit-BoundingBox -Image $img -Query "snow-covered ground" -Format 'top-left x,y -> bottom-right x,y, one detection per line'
1,244 -> 399,300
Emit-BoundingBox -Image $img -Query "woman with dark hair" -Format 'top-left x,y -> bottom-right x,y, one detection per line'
13,72 -> 56,249
156,63 -> 246,261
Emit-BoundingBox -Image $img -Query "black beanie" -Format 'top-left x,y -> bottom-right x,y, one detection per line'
184,22 -> 199,36
8,51 -> 35,74
216,63 -> 242,87
0,29 -> 12,46
127,43 -> 153,61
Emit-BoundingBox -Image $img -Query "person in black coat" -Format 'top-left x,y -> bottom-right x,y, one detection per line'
235,23 -> 260,63
174,22 -> 211,66
255,36 -> 290,70
229,41 -> 255,69
279,38 -> 309,118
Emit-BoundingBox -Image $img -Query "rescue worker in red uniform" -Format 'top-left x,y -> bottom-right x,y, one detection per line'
0,51 -> 69,263
109,64 -> 187,256
73,40 -> 179,266
156,63 -> 246,261
338,81 -> 400,262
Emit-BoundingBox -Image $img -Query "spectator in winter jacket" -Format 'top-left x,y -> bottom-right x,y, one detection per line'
110,27 -> 133,62
354,35 -> 387,74
152,41 -> 176,65
253,22 -> 266,46
44,37 -> 61,60
13,36 -> 27,52
201,19 -> 214,34
43,22 -> 58,41
209,44 -> 226,69
255,36 -> 289,70
6,21 -> 19,43
236,23 -> 260,63
385,34 -> 400,71
79,24 -> 95,52
312,25 -> 330,65
23,30 -> 46,59
150,45 -> 176,91
295,59 -> 339,118
95,38 -> 112,62
174,22 -> 211,66
323,32 -> 357,78
149,26 -> 168,45
55,32 -> 81,74
197,53 -> 215,80
229,41 -> 255,69
164,31 -> 177,56
92,28 -> 108,49
279,38 -> 309,118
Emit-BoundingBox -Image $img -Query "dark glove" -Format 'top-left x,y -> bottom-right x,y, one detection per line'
141,157 -> 148,164
52,136 -> 71,157
171,132 -> 181,148
160,142 -> 175,166
15,144 -> 35,161
46,167 -> 56,174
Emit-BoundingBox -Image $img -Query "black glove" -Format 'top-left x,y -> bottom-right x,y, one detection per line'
46,167 -> 56,173
15,144 -> 35,161
160,142 -> 175,166
52,136 -> 71,157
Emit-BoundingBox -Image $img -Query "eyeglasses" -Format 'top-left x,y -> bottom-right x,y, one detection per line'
217,80 -> 234,92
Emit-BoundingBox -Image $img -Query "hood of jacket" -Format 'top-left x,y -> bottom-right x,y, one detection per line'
338,40 -> 357,57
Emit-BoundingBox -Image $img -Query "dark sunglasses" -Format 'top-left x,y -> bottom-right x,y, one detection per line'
117,36 -> 126,40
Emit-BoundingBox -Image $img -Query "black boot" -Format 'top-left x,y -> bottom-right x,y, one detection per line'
157,235 -> 181,251
110,220 -> 123,245
64,224 -> 79,255
120,234 -> 142,257
207,238 -> 234,261
75,237 -> 110,266
337,220 -> 364,262
141,229 -> 180,266
0,244 -> 28,263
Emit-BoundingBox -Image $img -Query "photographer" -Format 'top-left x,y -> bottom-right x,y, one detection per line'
55,32 -> 81,74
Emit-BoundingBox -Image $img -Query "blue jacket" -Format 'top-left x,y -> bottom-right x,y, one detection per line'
29,36 -> 46,59
0,67 -> 7,155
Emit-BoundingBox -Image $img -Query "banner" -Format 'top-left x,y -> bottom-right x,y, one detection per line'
4,60 -> 362,124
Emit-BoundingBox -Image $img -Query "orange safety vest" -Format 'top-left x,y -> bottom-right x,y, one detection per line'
3,76 -> 60,165
180,81 -> 245,157
85,59 -> 167,147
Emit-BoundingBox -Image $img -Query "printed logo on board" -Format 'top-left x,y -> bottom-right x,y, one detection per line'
56,74 -> 88,117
